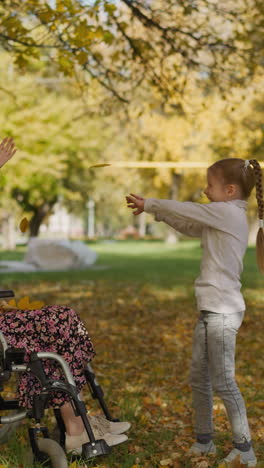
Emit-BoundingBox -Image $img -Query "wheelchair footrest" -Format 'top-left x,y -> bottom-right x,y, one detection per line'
81,439 -> 111,458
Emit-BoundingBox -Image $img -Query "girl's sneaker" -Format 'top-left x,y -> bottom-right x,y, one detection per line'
88,413 -> 131,434
65,426 -> 128,454
222,447 -> 257,467
187,440 -> 217,456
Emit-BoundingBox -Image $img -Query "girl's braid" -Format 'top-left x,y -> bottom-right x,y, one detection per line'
249,159 -> 264,220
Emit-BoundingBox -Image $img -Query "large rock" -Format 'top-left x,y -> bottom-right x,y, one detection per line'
24,238 -> 97,270
0,261 -> 37,273
0,239 -> 97,273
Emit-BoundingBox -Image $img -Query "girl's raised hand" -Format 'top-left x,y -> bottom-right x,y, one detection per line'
126,193 -> 145,215
0,137 -> 17,168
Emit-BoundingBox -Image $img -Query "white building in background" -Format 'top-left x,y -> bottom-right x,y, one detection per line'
40,203 -> 85,238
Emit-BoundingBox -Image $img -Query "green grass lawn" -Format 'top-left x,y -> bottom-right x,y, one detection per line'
0,240 -> 263,467
0,239 -> 261,288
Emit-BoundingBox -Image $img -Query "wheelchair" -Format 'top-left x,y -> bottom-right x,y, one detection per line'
0,289 -> 119,467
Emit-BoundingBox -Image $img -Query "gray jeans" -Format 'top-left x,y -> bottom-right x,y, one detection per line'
189,310 -> 252,445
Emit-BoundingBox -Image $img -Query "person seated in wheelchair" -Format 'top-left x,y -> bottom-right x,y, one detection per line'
0,137 -> 131,455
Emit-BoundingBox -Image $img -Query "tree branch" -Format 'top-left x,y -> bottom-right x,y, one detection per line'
0,33 -> 59,49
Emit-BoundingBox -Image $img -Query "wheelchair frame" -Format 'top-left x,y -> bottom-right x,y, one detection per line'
0,289 -> 118,466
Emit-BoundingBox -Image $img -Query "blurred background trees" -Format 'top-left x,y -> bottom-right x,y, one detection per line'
0,1 -> 263,244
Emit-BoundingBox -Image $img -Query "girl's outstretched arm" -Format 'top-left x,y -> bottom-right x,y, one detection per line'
126,193 -> 203,237
0,137 -> 17,168
143,197 -> 236,234
153,212 -> 203,237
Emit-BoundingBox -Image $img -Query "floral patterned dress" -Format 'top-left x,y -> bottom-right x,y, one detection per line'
0,305 -> 96,409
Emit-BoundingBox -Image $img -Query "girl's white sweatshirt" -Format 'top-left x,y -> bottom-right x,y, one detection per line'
144,198 -> 248,314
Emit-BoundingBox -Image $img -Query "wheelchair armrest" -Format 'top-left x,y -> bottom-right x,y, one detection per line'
5,348 -> 26,368
0,290 -> 15,299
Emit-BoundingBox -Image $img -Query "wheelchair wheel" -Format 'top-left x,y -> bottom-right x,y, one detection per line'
0,415 -> 22,444
34,438 -> 68,468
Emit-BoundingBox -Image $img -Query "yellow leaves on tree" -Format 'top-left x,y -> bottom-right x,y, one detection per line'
38,6 -> 54,23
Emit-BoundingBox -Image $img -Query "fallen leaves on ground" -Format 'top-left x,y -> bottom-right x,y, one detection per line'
218,454 -> 251,467
7,295 -> 45,310
0,279 -> 263,467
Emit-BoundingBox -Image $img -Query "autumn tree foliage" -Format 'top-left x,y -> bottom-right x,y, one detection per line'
0,0 -> 263,102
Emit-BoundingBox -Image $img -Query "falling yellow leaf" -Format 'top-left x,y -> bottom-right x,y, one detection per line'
88,163 -> 111,168
19,217 -> 29,233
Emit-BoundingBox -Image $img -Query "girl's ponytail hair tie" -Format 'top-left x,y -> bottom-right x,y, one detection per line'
259,219 -> 264,228
244,159 -> 250,170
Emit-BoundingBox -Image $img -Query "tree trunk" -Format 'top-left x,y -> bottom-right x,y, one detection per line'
166,172 -> 182,244
1,213 -> 16,250
138,211 -> 146,237
29,203 -> 55,237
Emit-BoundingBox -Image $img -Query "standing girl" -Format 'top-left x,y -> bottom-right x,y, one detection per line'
126,158 -> 263,466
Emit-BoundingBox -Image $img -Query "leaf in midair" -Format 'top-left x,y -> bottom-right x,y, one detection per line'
89,163 -> 111,169
19,217 -> 29,233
